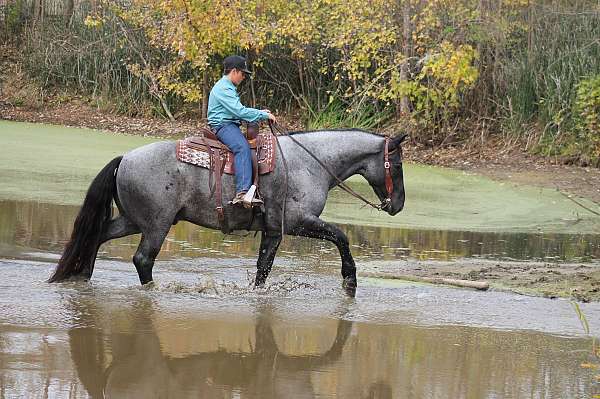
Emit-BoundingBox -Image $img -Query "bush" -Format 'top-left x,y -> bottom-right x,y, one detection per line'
571,75 -> 600,165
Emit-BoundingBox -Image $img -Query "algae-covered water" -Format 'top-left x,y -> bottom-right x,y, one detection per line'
0,120 -> 157,205
2,120 -> 599,233
1,120 -> 600,398
328,169 -> 600,234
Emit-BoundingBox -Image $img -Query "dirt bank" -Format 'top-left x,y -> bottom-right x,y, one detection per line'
362,258 -> 600,302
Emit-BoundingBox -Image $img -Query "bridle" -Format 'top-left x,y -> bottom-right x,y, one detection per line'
381,136 -> 395,211
268,122 -> 398,212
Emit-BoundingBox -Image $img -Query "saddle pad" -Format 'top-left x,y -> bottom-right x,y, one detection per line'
176,132 -> 276,175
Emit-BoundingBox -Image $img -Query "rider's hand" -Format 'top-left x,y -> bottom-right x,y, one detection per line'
264,111 -> 277,124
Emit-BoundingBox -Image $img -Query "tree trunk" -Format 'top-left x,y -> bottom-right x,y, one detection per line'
247,50 -> 257,107
250,72 -> 256,108
201,71 -> 209,120
527,0 -> 534,58
399,0 -> 411,115
298,57 -> 305,102
32,0 -> 44,28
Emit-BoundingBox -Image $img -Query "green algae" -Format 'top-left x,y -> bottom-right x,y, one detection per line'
0,120 -> 158,205
1,120 -> 599,234
322,166 -> 600,234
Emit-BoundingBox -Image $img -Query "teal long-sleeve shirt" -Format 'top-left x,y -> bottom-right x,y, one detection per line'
207,76 -> 268,128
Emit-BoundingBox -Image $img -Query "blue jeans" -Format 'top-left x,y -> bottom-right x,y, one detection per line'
215,123 -> 252,193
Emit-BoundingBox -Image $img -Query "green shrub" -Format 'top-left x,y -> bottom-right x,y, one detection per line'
571,75 -> 600,165
2,0 -> 24,41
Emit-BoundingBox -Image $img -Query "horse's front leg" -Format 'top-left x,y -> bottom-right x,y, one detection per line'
292,216 -> 357,296
255,230 -> 282,287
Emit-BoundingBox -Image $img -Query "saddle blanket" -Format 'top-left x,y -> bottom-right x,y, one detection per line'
176,131 -> 276,175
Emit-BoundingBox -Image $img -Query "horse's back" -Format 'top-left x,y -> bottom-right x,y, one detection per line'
122,140 -> 176,166
116,140 -> 226,231
118,140 -> 180,192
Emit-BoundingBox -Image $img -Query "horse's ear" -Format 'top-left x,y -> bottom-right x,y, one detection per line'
391,134 -> 408,147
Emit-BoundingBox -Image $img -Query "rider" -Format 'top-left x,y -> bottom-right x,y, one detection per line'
207,55 -> 277,205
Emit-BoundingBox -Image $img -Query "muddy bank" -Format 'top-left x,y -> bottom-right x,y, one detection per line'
361,258 -> 600,302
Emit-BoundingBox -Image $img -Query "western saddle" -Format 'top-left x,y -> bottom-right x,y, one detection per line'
176,123 -> 277,225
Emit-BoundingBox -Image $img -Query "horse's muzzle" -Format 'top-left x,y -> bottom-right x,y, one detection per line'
386,200 -> 404,216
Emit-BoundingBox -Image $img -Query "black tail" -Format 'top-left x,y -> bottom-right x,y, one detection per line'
48,156 -> 123,283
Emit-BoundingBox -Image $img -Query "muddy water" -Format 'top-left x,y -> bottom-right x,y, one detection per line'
1,257 -> 600,399
2,200 -> 599,264
1,200 -> 600,398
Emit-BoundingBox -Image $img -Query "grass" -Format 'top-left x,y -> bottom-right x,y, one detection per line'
305,101 -> 393,131
501,5 -> 600,156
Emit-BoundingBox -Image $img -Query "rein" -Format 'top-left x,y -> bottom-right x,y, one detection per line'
268,122 -> 394,212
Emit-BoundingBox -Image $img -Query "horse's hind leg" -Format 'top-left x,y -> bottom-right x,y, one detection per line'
255,231 -> 282,287
79,216 -> 141,279
100,215 -> 141,244
133,227 -> 170,285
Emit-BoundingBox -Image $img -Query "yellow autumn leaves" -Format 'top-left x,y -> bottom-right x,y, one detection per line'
112,0 -> 492,123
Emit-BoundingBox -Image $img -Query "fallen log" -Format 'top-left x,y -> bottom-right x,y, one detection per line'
360,272 -> 490,291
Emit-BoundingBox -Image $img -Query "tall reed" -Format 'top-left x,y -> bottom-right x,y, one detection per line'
22,7 -> 164,116
498,4 -> 600,149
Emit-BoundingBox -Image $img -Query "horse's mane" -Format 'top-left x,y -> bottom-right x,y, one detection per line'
287,128 -> 383,137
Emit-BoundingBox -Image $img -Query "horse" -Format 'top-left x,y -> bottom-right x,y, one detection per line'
48,128 -> 407,295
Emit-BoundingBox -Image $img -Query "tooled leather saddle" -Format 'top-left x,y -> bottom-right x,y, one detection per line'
176,125 -> 277,222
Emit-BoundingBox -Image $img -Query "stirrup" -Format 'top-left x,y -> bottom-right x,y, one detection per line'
230,191 -> 246,206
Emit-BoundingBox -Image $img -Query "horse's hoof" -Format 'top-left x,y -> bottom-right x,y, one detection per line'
342,277 -> 357,297
141,281 -> 156,290
69,274 -> 91,282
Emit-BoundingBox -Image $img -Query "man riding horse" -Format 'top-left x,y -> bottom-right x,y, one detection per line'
47,55 -> 407,296
207,55 -> 278,206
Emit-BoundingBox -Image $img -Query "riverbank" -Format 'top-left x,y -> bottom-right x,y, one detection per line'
360,258 -> 600,303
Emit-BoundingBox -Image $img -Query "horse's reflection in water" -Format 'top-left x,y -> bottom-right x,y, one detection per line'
67,293 -> 391,398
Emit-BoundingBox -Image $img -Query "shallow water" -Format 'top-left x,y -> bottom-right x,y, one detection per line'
1,199 -> 600,398
1,256 -> 600,398
2,199 -> 599,264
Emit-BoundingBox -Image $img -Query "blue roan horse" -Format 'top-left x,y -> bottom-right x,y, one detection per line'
49,129 -> 407,295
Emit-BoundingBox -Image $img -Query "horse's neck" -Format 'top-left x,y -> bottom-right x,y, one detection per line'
285,130 -> 382,186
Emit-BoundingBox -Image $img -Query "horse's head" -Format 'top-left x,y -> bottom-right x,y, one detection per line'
363,134 -> 407,216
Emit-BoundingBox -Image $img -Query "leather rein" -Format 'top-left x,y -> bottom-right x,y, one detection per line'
268,122 -> 396,211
